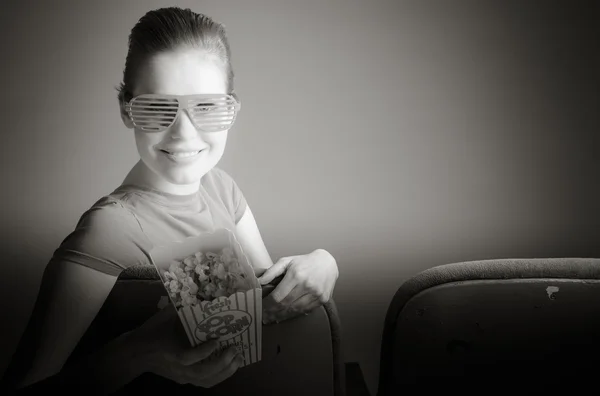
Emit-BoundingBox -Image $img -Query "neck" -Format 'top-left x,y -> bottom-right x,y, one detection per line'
122,160 -> 200,195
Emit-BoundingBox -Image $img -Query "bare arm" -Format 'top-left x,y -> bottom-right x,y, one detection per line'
235,206 -> 274,278
2,259 -> 145,393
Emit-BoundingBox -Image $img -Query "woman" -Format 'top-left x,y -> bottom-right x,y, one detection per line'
3,7 -> 339,393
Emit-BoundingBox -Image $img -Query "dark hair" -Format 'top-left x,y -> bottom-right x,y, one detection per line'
116,7 -> 235,104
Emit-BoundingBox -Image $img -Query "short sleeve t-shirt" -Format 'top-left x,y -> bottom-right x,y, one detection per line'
50,167 -> 248,277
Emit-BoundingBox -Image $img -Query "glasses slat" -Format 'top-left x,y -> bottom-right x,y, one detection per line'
127,94 -> 240,133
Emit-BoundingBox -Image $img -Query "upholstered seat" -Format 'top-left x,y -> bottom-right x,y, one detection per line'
68,265 -> 345,396
376,258 -> 600,394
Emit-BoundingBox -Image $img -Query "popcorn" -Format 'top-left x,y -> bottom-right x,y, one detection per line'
150,228 -> 262,368
163,247 -> 252,309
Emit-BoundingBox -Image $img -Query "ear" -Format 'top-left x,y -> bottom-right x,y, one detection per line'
119,100 -> 134,129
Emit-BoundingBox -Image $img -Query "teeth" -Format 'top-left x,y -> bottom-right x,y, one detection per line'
166,151 -> 200,158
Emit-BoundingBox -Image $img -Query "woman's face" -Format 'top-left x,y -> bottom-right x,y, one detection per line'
121,48 -> 230,194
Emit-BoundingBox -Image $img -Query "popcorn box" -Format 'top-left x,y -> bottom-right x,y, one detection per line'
149,228 -> 262,368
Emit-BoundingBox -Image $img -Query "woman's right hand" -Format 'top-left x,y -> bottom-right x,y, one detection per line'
129,304 -> 244,388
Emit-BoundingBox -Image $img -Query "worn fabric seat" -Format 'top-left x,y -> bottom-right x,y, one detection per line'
375,257 -> 600,394
67,265 -> 345,396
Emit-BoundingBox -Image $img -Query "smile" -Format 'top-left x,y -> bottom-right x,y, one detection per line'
160,150 -> 201,158
159,149 -> 204,163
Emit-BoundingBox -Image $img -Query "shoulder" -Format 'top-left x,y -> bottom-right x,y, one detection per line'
53,193 -> 151,275
75,194 -> 140,231
64,192 -> 150,253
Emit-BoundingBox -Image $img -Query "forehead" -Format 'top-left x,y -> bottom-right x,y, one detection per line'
133,48 -> 227,96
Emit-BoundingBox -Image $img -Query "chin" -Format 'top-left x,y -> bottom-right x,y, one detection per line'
142,151 -> 221,184
163,171 -> 203,186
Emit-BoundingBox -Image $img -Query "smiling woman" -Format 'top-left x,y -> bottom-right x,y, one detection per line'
1,6 -> 338,394
120,48 -> 234,194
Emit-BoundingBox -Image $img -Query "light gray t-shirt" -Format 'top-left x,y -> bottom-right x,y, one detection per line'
51,167 -> 248,276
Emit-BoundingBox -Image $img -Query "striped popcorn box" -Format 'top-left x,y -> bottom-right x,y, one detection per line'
149,228 -> 262,367
177,289 -> 261,366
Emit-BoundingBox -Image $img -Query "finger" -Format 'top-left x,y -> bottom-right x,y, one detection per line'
264,287 -> 317,324
263,284 -> 305,318
176,339 -> 221,366
267,294 -> 322,323
289,293 -> 322,315
195,347 -> 244,387
258,256 -> 294,285
262,287 -> 297,324
203,352 -> 244,388
267,268 -> 299,303
276,284 -> 307,309
192,345 -> 237,379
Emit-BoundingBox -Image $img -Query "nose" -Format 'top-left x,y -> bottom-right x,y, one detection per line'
168,109 -> 200,140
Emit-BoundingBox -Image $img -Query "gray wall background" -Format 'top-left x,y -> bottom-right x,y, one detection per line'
1,1 -> 598,394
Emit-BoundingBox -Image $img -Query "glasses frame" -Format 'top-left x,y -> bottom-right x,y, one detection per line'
124,93 -> 241,133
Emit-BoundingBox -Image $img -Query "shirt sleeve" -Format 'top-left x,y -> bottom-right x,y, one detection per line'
51,198 -> 151,277
213,168 -> 248,224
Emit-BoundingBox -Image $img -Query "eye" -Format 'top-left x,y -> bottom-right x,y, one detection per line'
149,102 -> 177,112
195,103 -> 214,113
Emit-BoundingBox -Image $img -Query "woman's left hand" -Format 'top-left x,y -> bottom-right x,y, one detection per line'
258,249 -> 339,324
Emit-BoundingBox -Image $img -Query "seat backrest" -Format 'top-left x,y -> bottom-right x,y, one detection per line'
377,258 -> 600,394
68,265 -> 345,396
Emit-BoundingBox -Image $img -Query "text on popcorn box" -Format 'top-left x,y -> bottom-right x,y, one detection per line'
203,298 -> 232,315
176,288 -> 262,366
194,310 -> 252,342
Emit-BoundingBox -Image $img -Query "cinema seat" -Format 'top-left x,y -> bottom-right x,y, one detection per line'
67,265 -> 345,396
375,257 -> 600,394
